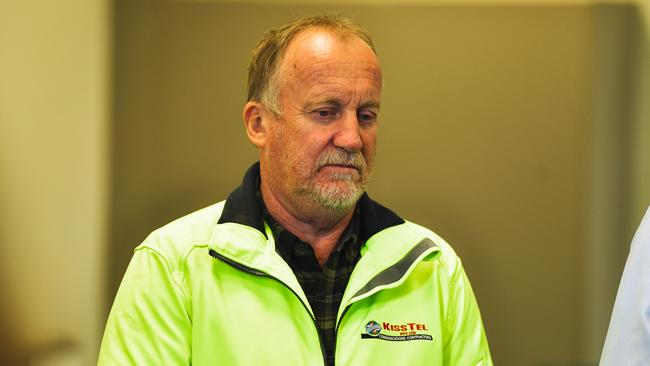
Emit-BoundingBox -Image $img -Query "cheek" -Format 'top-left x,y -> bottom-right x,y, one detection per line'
273,135 -> 312,171
264,131 -> 282,161
302,132 -> 330,158
265,134 -> 294,174
361,130 -> 377,160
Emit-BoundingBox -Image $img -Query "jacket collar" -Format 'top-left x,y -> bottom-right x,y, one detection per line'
217,162 -> 405,243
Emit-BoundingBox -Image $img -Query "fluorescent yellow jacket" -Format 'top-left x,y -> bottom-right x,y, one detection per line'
98,164 -> 492,365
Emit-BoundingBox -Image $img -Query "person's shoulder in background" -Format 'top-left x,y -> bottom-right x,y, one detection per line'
600,206 -> 650,365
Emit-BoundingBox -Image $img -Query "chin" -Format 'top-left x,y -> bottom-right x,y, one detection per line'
308,180 -> 365,211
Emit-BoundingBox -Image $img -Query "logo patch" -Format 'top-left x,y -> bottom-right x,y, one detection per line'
365,321 -> 382,336
361,320 -> 433,342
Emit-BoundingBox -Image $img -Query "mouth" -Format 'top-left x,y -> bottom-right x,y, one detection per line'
320,164 -> 360,171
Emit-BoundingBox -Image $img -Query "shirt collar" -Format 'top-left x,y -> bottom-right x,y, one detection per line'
258,184 -> 361,261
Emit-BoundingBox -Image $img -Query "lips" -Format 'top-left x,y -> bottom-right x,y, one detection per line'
321,164 -> 360,171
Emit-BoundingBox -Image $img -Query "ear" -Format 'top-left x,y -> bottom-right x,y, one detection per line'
242,101 -> 270,148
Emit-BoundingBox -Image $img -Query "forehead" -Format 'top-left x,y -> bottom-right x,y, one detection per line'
278,30 -> 382,94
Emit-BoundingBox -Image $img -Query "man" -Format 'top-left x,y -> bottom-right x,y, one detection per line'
98,14 -> 492,365
600,206 -> 650,365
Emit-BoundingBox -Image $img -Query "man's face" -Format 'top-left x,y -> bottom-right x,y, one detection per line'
262,30 -> 382,212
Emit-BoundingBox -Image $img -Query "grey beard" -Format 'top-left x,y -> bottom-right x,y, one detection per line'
306,173 -> 366,211
306,147 -> 373,211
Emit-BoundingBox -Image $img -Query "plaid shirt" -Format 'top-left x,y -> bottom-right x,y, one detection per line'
257,187 -> 361,365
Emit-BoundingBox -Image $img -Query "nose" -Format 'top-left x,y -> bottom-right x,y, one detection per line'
332,111 -> 363,152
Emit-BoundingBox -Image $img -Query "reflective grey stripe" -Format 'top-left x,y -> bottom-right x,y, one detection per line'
353,238 -> 438,299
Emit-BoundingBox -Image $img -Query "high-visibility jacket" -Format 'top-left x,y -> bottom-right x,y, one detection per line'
98,165 -> 493,366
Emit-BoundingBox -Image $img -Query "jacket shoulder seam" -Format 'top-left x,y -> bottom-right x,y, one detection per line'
135,245 -> 193,317
443,258 -> 463,343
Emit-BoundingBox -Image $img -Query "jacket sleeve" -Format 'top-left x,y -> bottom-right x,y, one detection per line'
443,261 -> 493,366
98,247 -> 192,365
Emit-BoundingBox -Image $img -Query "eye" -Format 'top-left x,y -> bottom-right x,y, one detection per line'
311,107 -> 339,122
358,110 -> 377,125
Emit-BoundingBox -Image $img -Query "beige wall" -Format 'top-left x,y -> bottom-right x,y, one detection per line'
0,0 -> 110,364
630,0 -> 650,225
583,4 -> 633,359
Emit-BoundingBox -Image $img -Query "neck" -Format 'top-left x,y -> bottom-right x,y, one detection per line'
260,178 -> 355,266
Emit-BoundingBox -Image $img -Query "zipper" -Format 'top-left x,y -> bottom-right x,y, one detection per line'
208,249 -> 328,365
330,303 -> 353,366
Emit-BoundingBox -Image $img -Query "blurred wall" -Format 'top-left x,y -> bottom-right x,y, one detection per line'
585,4 -> 634,360
630,1 -> 650,226
586,0 -> 650,359
110,1 -> 647,365
0,0 -> 110,365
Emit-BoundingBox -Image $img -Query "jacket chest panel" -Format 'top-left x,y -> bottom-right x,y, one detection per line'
184,245 -> 448,365
188,251 -> 324,366
336,267 -> 446,365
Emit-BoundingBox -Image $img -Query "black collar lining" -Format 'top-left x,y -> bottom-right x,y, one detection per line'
217,162 -> 405,242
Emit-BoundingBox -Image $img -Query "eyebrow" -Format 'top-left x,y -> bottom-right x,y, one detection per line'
359,100 -> 381,110
305,98 -> 381,110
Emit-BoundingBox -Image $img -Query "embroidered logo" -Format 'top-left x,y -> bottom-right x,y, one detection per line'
365,321 -> 382,336
361,320 -> 433,342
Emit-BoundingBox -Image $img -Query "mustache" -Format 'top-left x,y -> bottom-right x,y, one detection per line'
314,149 -> 366,172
